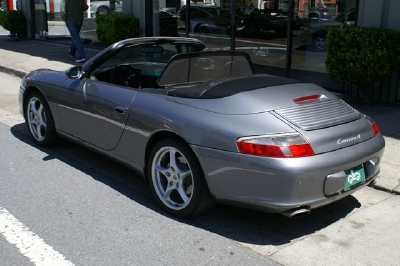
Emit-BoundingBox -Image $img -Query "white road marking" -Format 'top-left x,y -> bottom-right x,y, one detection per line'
0,206 -> 74,266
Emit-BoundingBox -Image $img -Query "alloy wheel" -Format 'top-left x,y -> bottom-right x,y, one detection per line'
151,146 -> 194,210
27,96 -> 48,142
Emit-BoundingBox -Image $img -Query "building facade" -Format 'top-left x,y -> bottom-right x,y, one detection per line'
7,0 -> 400,104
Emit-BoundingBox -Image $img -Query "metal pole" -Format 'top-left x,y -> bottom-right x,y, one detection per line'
230,0 -> 236,51
355,0 -> 360,27
285,0 -> 294,78
185,0 -> 190,37
145,0 -> 153,36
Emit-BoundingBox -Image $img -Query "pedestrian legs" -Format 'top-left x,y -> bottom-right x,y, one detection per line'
66,21 -> 86,61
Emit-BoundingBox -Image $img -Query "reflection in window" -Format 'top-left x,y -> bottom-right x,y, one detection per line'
43,0 -> 123,38
290,0 -> 357,91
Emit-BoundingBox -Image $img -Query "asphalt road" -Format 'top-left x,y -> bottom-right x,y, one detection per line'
0,73 -> 277,265
1,72 -> 399,266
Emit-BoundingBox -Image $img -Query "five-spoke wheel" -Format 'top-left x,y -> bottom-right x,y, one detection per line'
25,91 -> 57,146
148,139 -> 214,217
314,31 -> 327,50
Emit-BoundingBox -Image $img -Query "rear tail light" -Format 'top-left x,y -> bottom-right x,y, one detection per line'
365,115 -> 380,136
236,133 -> 314,158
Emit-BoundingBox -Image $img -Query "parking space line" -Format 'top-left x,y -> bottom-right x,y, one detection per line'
0,206 -> 74,266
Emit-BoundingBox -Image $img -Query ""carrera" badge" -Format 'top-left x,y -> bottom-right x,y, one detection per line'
337,134 -> 361,145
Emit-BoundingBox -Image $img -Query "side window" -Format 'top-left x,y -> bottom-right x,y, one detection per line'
90,44 -> 172,88
199,10 -> 210,18
90,45 -> 145,88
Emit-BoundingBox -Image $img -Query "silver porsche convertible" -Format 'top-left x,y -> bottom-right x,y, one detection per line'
19,37 -> 385,218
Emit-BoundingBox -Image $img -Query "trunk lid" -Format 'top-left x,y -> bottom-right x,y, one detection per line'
168,78 -> 373,154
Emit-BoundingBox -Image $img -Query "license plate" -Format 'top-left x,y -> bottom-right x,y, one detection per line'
344,165 -> 366,191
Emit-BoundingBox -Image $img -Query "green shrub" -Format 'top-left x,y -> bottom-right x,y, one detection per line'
0,11 -> 6,26
326,26 -> 400,103
0,10 -> 27,39
96,13 -> 140,45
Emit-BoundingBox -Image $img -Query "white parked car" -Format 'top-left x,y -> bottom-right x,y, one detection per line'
89,0 -> 122,17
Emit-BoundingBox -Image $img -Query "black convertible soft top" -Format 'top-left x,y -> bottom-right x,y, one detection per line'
159,51 -> 299,99
166,74 -> 300,99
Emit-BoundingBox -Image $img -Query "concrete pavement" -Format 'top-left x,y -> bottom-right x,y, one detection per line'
0,29 -> 399,195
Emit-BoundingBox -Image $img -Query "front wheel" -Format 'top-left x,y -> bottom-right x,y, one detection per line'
25,91 -> 57,146
148,138 -> 214,217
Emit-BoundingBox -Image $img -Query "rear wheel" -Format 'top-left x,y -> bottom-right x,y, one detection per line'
148,138 -> 214,217
274,28 -> 286,37
313,31 -> 327,50
25,91 -> 57,146
244,21 -> 259,36
194,25 -> 209,42
97,6 -> 110,15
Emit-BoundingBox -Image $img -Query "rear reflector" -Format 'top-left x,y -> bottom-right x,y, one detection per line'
365,115 -> 380,136
237,133 -> 315,158
371,123 -> 380,136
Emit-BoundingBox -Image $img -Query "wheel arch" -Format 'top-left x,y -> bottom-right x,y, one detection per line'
313,29 -> 328,38
97,5 -> 110,10
193,23 -> 206,32
22,86 -> 43,119
22,85 -> 60,130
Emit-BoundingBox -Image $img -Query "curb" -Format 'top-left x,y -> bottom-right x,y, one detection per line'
371,184 -> 400,195
0,65 -> 26,78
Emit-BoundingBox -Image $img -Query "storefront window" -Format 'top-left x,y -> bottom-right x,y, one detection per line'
234,0 -> 289,77
153,0 -> 180,38
290,0 -> 357,89
152,0 -> 358,90
39,0 -> 123,40
154,1 -> 231,48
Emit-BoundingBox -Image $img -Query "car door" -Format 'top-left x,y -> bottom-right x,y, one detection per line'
55,39 -> 206,150
56,77 -> 137,151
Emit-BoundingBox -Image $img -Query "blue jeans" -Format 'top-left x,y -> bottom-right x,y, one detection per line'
66,21 -> 86,60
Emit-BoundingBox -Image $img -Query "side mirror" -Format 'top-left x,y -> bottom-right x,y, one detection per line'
66,66 -> 83,79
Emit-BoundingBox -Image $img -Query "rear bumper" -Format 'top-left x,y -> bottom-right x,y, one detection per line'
191,135 -> 385,213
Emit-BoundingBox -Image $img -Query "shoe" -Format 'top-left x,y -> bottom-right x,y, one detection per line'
75,58 -> 86,63
68,49 -> 74,58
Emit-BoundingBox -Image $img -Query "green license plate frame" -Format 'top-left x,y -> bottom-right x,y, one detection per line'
344,164 -> 366,191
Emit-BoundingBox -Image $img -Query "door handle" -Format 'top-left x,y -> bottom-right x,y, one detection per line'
115,106 -> 128,114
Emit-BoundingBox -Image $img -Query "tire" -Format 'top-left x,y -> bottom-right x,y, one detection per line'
244,21 -> 259,36
194,25 -> 209,42
25,91 -> 58,146
97,6 -> 110,16
313,31 -> 327,50
274,28 -> 286,37
148,138 -> 215,217
80,38 -> 91,44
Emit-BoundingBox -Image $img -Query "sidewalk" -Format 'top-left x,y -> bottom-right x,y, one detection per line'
0,33 -> 399,195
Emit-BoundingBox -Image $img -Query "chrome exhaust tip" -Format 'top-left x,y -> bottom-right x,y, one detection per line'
282,208 -> 310,218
